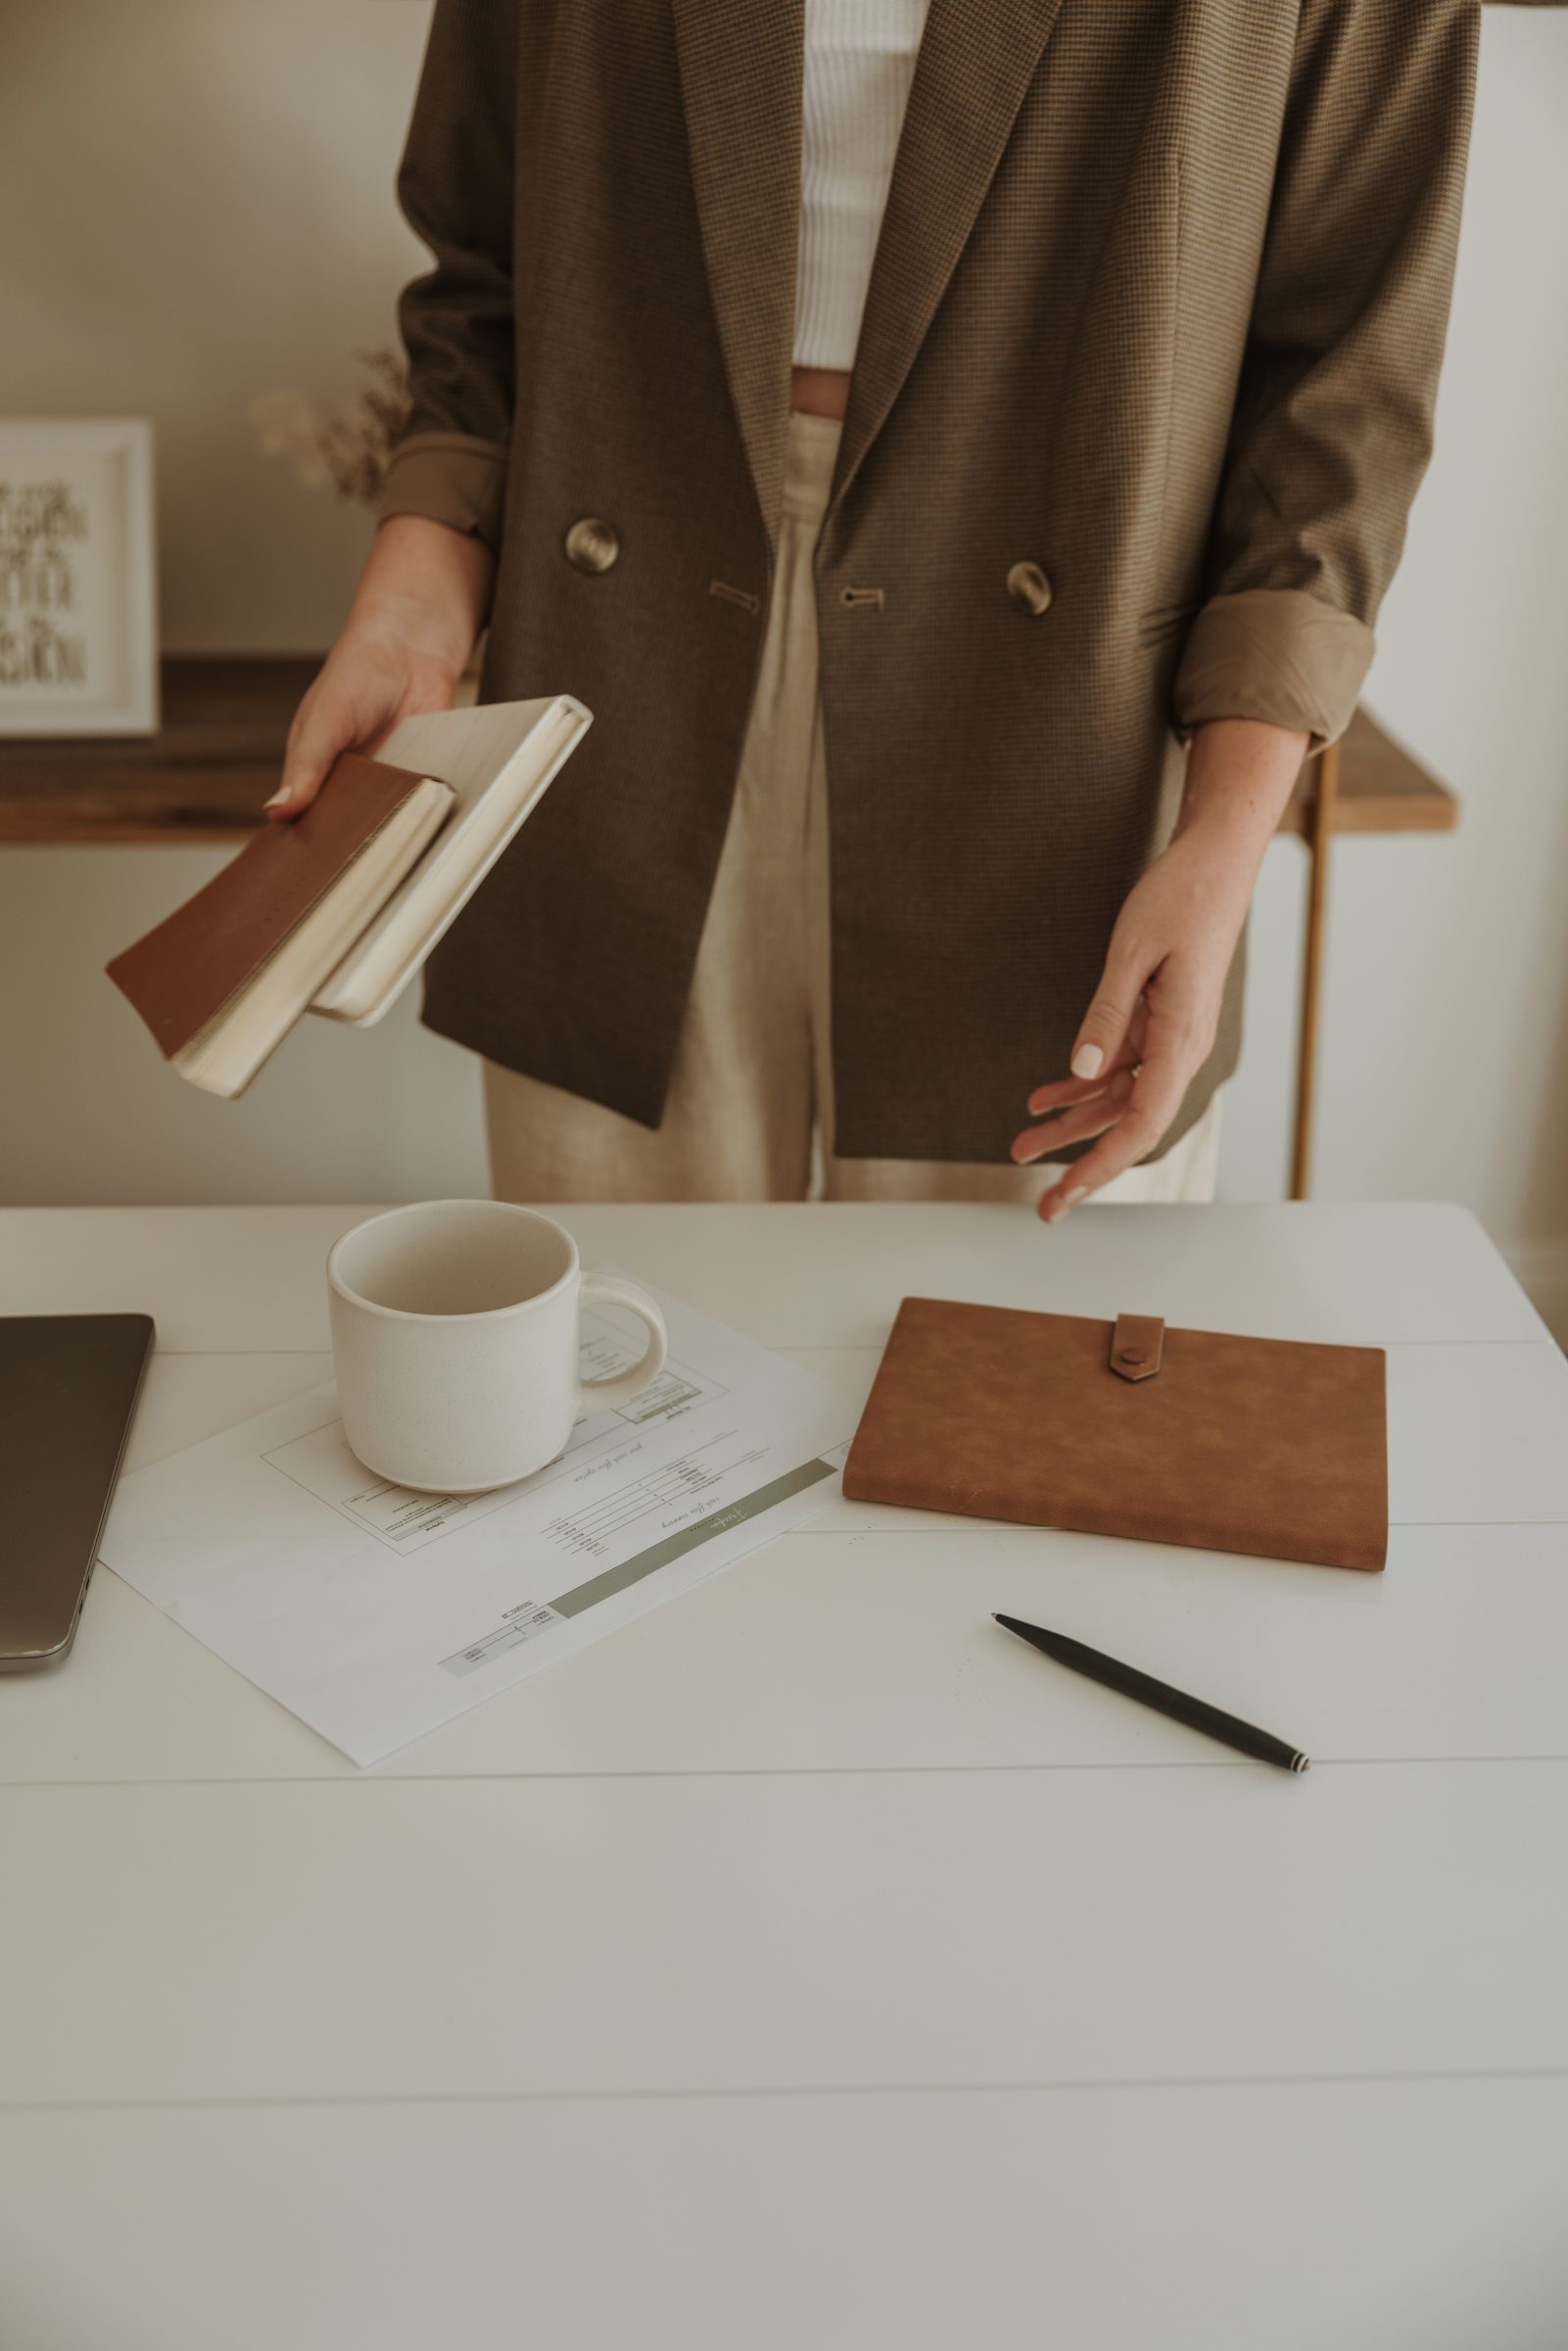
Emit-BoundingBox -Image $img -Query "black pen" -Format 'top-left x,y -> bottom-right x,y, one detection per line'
993,1612 -> 1310,1774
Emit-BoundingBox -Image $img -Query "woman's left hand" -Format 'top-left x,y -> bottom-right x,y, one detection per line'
1011,718 -> 1310,1221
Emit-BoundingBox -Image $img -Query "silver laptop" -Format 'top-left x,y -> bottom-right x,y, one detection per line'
0,1314 -> 154,1670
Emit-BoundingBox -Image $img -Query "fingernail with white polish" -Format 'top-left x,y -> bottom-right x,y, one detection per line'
1070,1044 -> 1104,1081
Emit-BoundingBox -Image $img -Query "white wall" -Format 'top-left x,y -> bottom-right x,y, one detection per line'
1227,11 -> 1568,1329
3,0 -> 434,654
1,0 -> 491,1206
2,4 -> 1565,1323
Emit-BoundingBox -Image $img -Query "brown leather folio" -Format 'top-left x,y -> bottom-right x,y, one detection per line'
106,753 -> 433,1061
842,1298 -> 1388,1572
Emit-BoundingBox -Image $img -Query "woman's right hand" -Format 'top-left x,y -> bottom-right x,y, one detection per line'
265,514 -> 497,821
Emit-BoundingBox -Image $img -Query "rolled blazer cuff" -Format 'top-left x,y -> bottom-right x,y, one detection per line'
1172,589 -> 1375,749
376,431 -> 508,552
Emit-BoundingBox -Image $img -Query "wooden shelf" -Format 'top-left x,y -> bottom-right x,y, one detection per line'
1279,705 -> 1456,840
0,656 -> 318,844
0,654 -> 1457,848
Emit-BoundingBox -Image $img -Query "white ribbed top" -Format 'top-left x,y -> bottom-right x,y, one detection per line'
793,0 -> 932,370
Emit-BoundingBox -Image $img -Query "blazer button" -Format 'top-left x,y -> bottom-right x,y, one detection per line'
564,517 -> 620,574
1007,560 -> 1053,617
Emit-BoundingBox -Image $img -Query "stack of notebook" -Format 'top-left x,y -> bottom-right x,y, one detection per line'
107,696 -> 590,1097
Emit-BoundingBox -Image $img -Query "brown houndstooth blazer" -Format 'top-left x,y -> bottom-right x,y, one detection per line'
379,0 -> 1478,1162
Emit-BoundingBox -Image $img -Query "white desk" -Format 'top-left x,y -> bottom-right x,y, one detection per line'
2,1202 -> 1565,2350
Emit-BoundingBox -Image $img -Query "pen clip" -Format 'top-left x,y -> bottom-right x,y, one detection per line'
1110,1313 -> 1164,1383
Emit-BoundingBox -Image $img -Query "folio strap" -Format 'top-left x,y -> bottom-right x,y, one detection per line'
1110,1313 -> 1165,1383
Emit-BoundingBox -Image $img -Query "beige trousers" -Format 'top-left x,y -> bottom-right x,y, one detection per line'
486,409 -> 1222,1206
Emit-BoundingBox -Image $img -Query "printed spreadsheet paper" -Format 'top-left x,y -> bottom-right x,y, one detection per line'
100,1274 -> 855,1765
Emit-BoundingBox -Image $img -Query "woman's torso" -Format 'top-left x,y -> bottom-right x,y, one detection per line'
415,0 -> 1425,1156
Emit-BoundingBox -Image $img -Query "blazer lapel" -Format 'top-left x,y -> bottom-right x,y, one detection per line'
833,0 -> 1068,507
673,0 -> 805,547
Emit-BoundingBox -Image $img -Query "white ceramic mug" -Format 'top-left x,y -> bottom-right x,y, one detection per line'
326,1200 -> 668,1494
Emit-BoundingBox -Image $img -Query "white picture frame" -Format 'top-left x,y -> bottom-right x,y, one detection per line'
0,417 -> 159,737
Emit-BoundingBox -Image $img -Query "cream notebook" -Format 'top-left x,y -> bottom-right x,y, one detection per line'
309,695 -> 592,1026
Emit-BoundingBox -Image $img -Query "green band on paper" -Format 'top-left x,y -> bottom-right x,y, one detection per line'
548,1457 -> 836,1619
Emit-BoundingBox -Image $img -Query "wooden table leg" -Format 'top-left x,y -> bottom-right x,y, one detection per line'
1290,739 -> 1341,1201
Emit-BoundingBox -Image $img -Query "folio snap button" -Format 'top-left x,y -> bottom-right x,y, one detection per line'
565,517 -> 620,574
1110,1313 -> 1165,1382
1007,560 -> 1053,616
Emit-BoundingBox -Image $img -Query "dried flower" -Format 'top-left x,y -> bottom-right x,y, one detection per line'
247,350 -> 412,507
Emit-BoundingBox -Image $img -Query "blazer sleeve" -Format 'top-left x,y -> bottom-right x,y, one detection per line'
1172,0 -> 1479,748
375,0 -> 520,553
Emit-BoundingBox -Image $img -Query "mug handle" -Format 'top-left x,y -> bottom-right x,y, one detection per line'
575,1272 -> 669,1419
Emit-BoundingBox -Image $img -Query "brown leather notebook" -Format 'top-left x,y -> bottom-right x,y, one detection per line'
107,753 -> 434,1059
842,1298 -> 1388,1572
